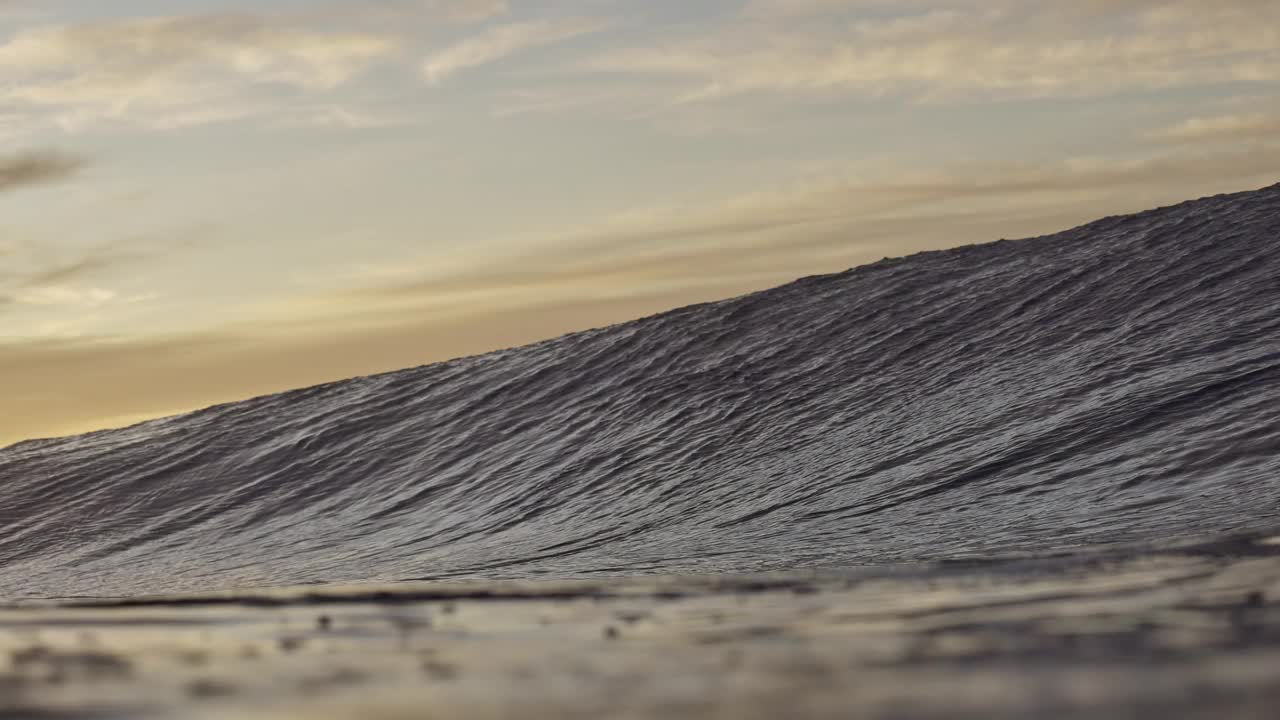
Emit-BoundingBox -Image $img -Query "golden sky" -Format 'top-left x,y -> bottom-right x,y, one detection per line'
2,0 -> 1280,447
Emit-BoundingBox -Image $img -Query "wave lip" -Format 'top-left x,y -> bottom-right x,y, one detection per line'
3,183 -> 1280,599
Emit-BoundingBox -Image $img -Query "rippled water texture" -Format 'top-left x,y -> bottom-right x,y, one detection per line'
2,184 -> 1279,599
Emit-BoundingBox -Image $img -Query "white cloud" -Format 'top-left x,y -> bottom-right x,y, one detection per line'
421,19 -> 603,85
0,15 -> 398,131
588,0 -> 1280,102
13,285 -> 116,308
271,105 -> 417,130
12,284 -> 157,309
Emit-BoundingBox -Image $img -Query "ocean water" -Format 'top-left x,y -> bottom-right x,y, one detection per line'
2,184 -> 1278,600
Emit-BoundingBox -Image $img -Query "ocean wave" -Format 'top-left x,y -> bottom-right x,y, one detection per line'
3,183 -> 1279,599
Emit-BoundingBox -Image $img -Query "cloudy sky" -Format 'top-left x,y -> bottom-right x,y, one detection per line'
2,0 -> 1279,446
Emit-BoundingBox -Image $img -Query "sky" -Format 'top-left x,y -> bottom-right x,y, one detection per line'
1,0 -> 1279,447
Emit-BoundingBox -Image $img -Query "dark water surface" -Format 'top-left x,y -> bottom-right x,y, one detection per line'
2,184 -> 1279,599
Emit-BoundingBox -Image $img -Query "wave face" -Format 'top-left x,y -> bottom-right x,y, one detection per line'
3,185 -> 1280,599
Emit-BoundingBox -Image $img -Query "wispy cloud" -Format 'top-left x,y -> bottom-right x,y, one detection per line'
0,14 -> 397,131
0,150 -> 85,193
0,229 -> 200,336
1150,112 -> 1280,144
11,285 -> 156,310
588,0 -> 1280,102
421,18 -> 604,85
1,237 -> 143,288
276,139 -> 1280,340
269,104 -> 418,130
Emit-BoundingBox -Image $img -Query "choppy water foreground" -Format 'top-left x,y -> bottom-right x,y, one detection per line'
3,184 -> 1280,600
2,533 -> 1279,719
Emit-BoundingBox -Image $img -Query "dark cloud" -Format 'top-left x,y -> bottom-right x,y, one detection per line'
0,151 -> 87,193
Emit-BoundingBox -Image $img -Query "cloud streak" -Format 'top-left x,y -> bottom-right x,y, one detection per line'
0,229 -> 205,342
270,138 -> 1280,345
588,0 -> 1280,102
1151,112 -> 1280,144
0,14 -> 397,131
421,18 -> 603,84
